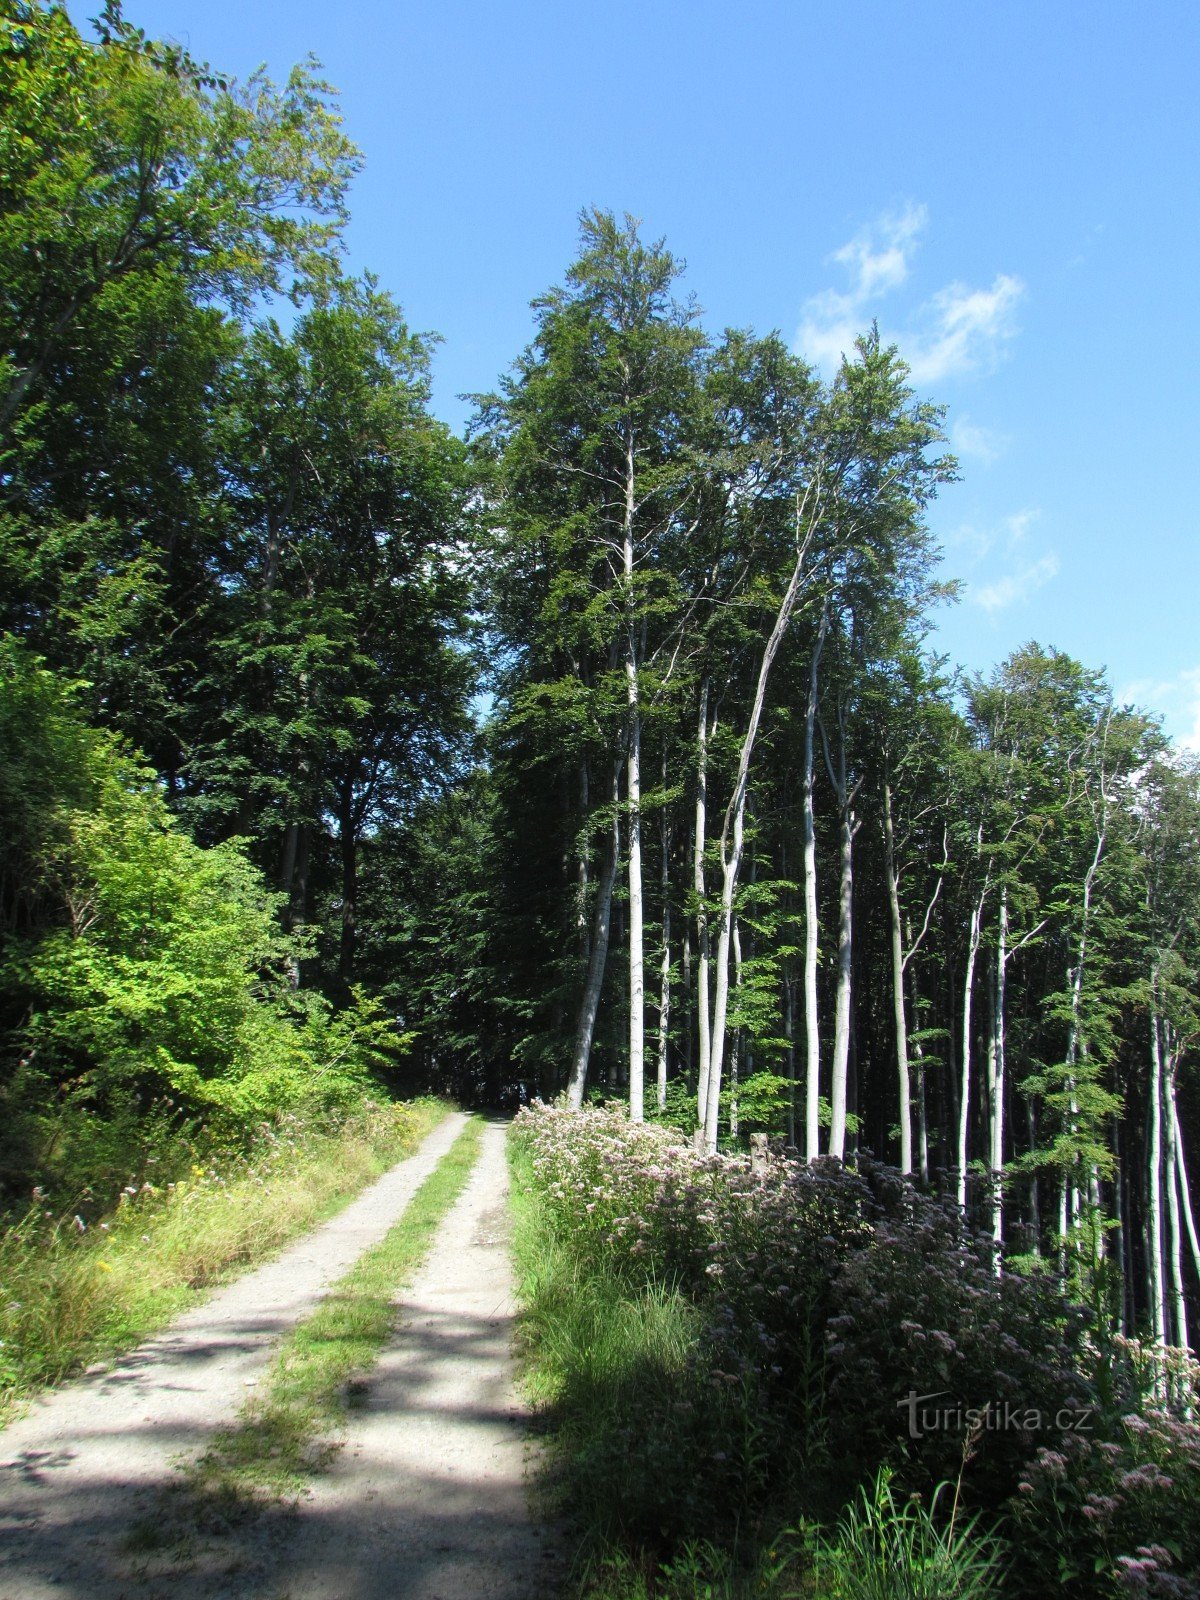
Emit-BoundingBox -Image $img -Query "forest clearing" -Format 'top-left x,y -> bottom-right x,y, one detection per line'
2,3 -> 1199,1596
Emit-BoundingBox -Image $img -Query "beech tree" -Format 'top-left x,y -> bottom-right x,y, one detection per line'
478,210 -> 703,1117
0,0 -> 357,439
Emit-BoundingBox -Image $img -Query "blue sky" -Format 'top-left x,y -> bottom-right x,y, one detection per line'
113,1 -> 1200,743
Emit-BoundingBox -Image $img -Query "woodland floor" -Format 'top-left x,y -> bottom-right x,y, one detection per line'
0,1115 -> 564,1600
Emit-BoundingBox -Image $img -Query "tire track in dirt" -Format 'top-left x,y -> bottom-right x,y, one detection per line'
249,1117 -> 564,1600
0,1111 -> 469,1599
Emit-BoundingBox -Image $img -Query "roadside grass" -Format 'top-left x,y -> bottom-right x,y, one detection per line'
181,1113 -> 484,1507
508,1136 -> 717,1567
0,1097 -> 446,1425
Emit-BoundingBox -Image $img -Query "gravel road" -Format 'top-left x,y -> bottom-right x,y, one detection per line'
0,1113 -> 561,1600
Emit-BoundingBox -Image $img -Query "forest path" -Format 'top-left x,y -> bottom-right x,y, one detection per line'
0,1111 -> 561,1599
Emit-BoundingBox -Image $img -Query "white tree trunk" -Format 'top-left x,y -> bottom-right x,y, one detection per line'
657,793 -> 671,1113
802,599 -> 829,1161
909,953 -> 931,1183
623,429 -> 644,1123
1165,1050 -> 1189,1351
883,780 -> 911,1173
1148,987 -> 1168,1354
694,680 -> 713,1131
990,888 -> 1009,1263
729,919 -> 744,1137
1169,1084 -> 1200,1291
627,692 -> 644,1122
567,758 -> 622,1108
706,484 -> 821,1154
957,887 -> 984,1215
829,778 -> 854,1160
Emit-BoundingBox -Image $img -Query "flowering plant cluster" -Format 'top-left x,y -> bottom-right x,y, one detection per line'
1008,1366 -> 1200,1599
513,1104 -> 1200,1595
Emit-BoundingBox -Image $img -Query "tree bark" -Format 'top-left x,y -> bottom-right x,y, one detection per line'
989,888 -> 1009,1262
704,484 -> 822,1154
1148,983 -> 1168,1355
802,598 -> 829,1160
883,780 -> 911,1173
957,882 -> 985,1215
694,679 -> 714,1130
827,754 -> 855,1161
623,425 -> 645,1122
1169,1084 -> 1200,1292
1165,1049 -> 1189,1351
657,784 -> 672,1113
567,758 -> 622,1108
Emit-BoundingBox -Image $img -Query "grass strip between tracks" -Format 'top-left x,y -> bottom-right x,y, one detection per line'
134,1113 -> 485,1540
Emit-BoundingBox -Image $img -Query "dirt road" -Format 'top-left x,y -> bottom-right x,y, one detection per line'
0,1116 -> 562,1600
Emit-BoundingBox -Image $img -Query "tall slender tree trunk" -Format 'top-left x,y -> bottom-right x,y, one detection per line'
828,763 -> 855,1161
705,485 -> 821,1154
623,427 -> 645,1122
802,599 -> 829,1160
1165,1050 -> 1189,1351
883,780 -> 911,1173
705,793 -> 744,1153
729,919 -> 744,1137
990,888 -> 1009,1262
957,883 -> 985,1215
1148,982 -> 1168,1355
694,679 -> 714,1130
682,915 -> 694,1081
657,784 -> 672,1113
627,699 -> 645,1121
577,760 -> 592,963
567,758 -> 622,1109
1169,1085 -> 1200,1290
913,1009 -> 930,1181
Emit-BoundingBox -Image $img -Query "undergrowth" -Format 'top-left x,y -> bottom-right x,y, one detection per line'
509,1104 -> 1200,1600
0,1096 -> 445,1421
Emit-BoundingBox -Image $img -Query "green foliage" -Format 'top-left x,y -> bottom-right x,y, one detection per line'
0,639 -> 410,1200
512,1107 -> 1200,1599
0,0 -> 359,432
808,1467 -> 1002,1600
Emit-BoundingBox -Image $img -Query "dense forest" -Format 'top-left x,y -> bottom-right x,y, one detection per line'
2,0 -> 1199,1397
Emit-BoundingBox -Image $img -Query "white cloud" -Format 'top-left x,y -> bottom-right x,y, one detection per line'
1002,508 -> 1038,551
949,415 -> 1007,465
796,208 -> 1024,383
832,202 -> 927,298
973,553 -> 1060,613
945,507 -> 1039,567
904,276 -> 1024,384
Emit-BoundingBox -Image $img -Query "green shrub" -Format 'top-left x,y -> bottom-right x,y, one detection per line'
0,640 -> 410,1202
511,1105 -> 1200,1599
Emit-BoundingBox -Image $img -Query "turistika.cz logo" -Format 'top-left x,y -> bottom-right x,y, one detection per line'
897,1390 -> 1094,1440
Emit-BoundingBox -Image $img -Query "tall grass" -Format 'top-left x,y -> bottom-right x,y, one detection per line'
0,1097 -> 445,1422
808,1467 -> 1003,1600
509,1138 -> 756,1557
